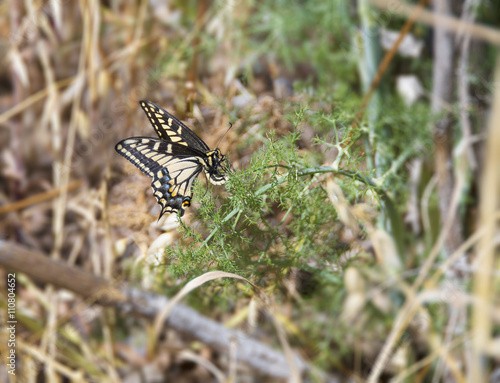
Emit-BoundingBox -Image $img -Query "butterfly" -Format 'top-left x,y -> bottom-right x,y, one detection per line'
115,100 -> 230,218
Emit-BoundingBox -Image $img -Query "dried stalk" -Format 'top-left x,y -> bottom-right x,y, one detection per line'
0,240 -> 314,381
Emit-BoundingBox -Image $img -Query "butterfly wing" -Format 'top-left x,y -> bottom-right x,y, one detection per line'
115,137 -> 204,217
139,100 -> 210,153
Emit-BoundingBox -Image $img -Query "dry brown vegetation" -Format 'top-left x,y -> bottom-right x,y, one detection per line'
0,1 -> 500,382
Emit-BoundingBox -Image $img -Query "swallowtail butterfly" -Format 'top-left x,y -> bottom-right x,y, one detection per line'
115,101 -> 229,218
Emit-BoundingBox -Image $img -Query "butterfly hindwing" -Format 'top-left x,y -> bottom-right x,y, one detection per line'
139,100 -> 209,153
115,137 -> 204,217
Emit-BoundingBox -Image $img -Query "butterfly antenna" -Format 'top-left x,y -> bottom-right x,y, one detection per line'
216,122 -> 233,149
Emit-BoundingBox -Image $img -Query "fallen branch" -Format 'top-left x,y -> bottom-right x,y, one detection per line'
0,240 -> 311,380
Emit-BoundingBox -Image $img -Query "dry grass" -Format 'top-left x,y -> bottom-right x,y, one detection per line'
0,1 -> 499,382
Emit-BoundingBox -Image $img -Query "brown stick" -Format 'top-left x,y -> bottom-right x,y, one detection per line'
0,241 -> 313,380
185,0 -> 209,113
431,0 -> 462,256
0,240 -> 122,305
349,0 -> 427,141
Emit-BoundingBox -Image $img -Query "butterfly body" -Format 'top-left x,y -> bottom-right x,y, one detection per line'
115,101 -> 229,218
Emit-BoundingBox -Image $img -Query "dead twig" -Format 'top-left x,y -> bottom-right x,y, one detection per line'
0,240 -> 313,381
344,0 -> 427,150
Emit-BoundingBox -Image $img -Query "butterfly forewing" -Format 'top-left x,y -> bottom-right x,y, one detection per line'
139,100 -> 209,153
115,101 -> 229,218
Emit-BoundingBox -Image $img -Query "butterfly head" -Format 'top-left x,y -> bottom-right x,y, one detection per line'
205,148 -> 230,185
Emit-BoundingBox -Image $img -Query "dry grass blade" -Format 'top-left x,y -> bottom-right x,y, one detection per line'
178,350 -> 227,383
20,341 -> 86,381
471,53 -> 500,382
368,127 -> 467,382
391,337 -> 465,383
0,77 -> 74,124
0,180 -> 83,215
152,270 -> 302,382
369,0 -> 500,46
152,271 -> 252,338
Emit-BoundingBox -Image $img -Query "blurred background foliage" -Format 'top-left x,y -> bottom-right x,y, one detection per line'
0,0 -> 499,382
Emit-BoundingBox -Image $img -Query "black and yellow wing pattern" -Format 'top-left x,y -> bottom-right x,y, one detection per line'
115,101 -> 229,218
